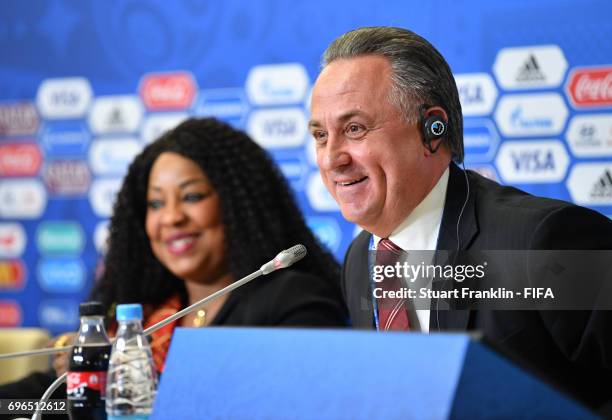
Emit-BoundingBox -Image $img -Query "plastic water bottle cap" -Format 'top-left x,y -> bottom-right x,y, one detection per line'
116,303 -> 143,321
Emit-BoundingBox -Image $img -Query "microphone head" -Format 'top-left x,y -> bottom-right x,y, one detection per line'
276,244 -> 307,267
260,244 -> 307,275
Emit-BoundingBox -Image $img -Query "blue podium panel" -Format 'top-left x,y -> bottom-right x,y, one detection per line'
154,328 -> 468,419
454,343 -> 594,419
152,328 -> 594,419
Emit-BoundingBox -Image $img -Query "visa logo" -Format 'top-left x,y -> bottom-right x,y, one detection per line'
247,108 -> 307,148
51,91 -> 81,106
36,77 -> 92,119
454,73 -> 498,116
264,118 -> 297,136
458,83 -> 483,105
496,140 -> 569,183
511,150 -> 555,172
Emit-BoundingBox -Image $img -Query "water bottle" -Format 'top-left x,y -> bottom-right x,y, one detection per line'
67,301 -> 112,420
106,304 -> 157,420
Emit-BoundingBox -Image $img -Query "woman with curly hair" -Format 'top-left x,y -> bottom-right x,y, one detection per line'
0,117 -> 347,406
91,116 -> 348,371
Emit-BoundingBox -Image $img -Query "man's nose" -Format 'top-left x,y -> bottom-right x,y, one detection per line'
318,136 -> 351,171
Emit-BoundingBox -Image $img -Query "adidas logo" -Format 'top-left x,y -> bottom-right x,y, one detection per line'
516,54 -> 546,83
590,169 -> 612,199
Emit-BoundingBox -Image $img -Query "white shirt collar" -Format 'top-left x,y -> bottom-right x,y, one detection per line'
374,167 -> 449,251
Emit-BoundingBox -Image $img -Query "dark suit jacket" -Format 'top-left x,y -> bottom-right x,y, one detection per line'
343,162 -> 612,409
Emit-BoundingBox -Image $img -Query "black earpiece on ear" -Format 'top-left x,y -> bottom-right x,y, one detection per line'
421,112 -> 447,154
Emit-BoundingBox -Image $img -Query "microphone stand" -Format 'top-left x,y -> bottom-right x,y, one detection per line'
29,245 -> 306,420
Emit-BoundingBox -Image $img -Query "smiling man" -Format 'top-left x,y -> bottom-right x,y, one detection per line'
309,26 -> 612,411
310,54 -> 450,238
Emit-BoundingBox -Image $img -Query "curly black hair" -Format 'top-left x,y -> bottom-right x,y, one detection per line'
90,117 -> 341,314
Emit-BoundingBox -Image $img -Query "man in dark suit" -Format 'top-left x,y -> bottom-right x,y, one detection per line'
308,26 -> 612,411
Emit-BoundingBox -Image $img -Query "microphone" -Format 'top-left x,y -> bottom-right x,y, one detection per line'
21,245 -> 307,419
259,244 -> 307,274
1,244 -> 308,361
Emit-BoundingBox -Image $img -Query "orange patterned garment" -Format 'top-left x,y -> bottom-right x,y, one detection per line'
143,295 -> 183,373
107,295 -> 183,373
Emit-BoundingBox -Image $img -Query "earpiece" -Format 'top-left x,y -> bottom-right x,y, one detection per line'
424,116 -> 446,139
420,106 -> 448,154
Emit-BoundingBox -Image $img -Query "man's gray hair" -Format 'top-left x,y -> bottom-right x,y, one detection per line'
321,26 -> 464,162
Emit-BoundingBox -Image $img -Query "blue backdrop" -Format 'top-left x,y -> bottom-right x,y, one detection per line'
1,0 -> 611,333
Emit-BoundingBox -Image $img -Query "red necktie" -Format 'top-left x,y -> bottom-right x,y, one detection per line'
376,238 -> 410,331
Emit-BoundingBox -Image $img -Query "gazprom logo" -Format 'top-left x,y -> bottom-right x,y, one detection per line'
246,64 -> 310,105
89,178 -> 122,217
247,108 -> 308,148
306,217 -> 341,253
494,93 -> 568,137
36,221 -> 84,255
38,258 -> 85,293
141,113 -> 189,144
89,178 -> 121,217
89,138 -> 142,175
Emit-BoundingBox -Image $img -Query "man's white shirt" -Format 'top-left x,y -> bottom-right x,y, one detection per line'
373,167 -> 449,332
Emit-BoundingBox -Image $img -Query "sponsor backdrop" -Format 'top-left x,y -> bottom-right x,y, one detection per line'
0,0 -> 611,333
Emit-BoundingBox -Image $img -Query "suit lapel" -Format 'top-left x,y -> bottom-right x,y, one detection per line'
436,163 -> 478,251
345,230 -> 374,329
432,163 -> 479,332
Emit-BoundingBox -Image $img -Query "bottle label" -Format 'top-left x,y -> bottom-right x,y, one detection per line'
67,371 -> 107,400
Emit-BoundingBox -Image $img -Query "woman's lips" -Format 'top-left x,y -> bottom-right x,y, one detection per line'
165,234 -> 198,255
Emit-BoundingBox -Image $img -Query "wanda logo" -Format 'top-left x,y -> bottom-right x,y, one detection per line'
140,72 -> 196,110
566,67 -> 612,108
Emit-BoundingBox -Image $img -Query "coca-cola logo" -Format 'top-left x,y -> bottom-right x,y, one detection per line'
0,300 -> 22,326
140,72 -> 197,110
0,143 -> 42,176
566,67 -> 612,108
67,371 -> 107,395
